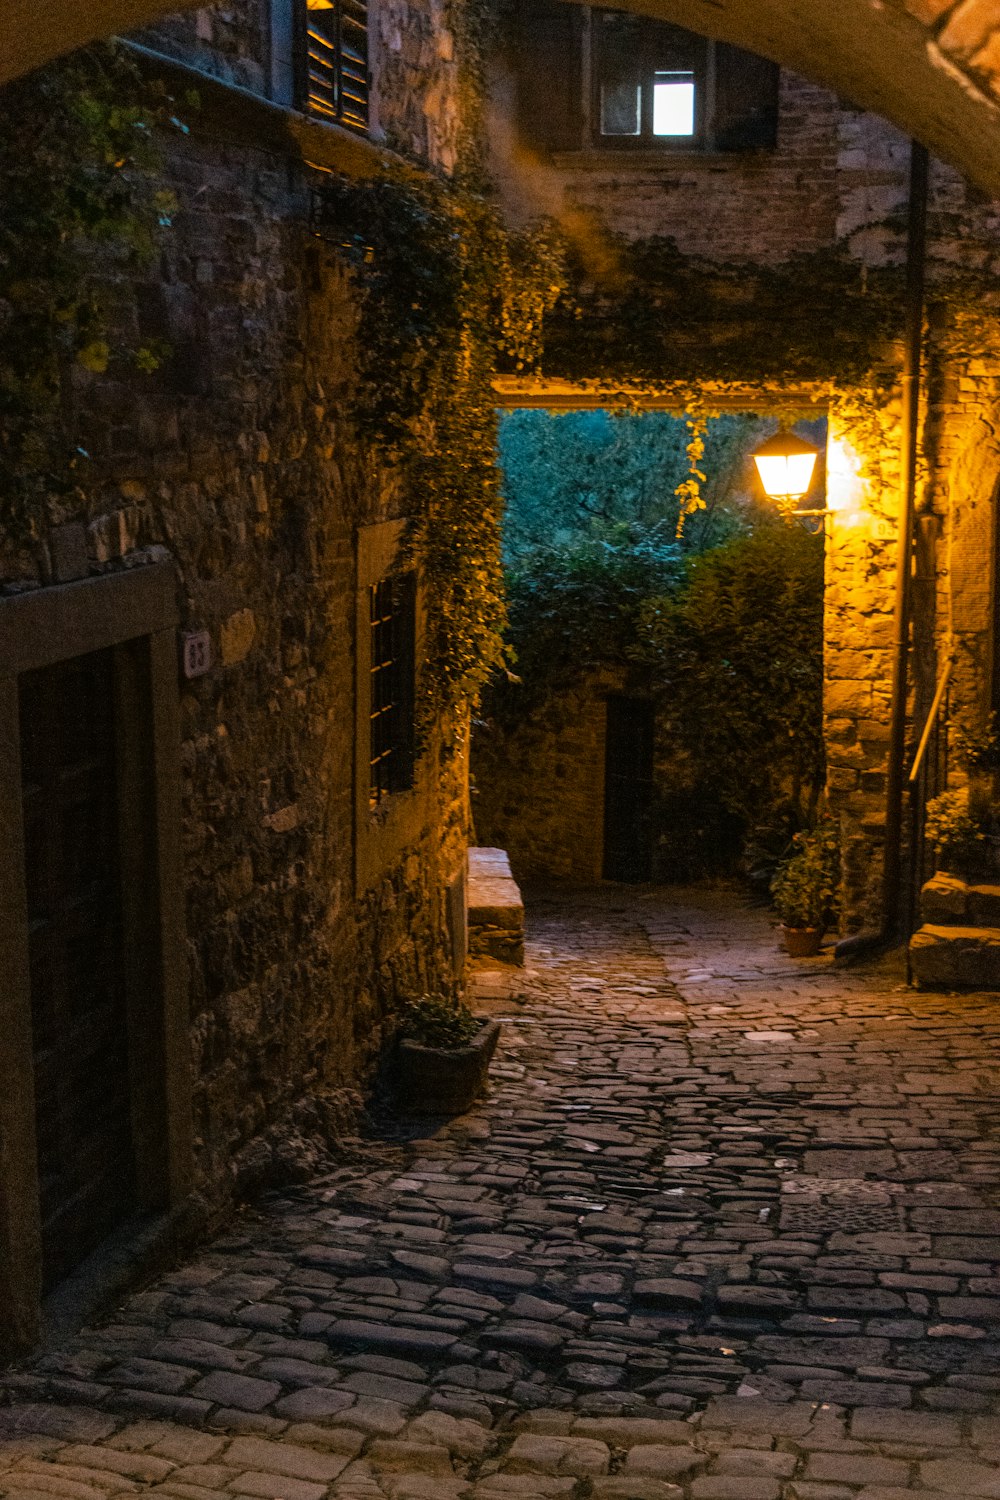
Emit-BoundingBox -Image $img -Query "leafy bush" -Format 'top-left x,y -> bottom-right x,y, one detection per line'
636,522 -> 826,851
924,788 -> 987,872
400,994 -> 482,1049
770,817 -> 840,929
487,521 -> 684,725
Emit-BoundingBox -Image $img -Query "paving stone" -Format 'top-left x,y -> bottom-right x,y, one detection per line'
849,1409 -> 962,1445
690,1478 -> 781,1499
918,1458 -> 1000,1494
188,1372 -> 281,1411
806,1453 -> 911,1485
222,1437 -> 351,1482
504,1436 -> 611,1476
624,1444 -> 707,1478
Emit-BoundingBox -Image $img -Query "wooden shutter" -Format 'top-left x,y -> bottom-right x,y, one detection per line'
713,43 -> 779,152
511,0 -> 584,155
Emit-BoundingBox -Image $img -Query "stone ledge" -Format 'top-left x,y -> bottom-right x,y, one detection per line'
468,847 -> 524,965
909,922 -> 1000,989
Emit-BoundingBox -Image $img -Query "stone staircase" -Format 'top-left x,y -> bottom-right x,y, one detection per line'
909,871 -> 1000,988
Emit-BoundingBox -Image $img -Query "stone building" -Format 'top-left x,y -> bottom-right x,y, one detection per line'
482,0 -> 1000,951
0,0 -> 475,1355
4,0 -> 1000,1363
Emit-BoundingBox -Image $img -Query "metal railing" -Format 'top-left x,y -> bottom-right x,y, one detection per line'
906,657 -> 952,941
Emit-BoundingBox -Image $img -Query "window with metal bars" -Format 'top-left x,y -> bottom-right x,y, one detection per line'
299,0 -> 369,133
369,574 -> 415,808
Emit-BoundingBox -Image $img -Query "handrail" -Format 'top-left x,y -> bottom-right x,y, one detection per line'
909,657 -> 953,787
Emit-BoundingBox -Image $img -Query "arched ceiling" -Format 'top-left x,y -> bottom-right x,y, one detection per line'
3,0 -> 1000,196
0,0 -> 201,90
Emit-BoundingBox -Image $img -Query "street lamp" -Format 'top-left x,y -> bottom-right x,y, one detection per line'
752,430 -> 822,516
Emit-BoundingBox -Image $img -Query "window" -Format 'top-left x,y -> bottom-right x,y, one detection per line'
369,573 -> 415,808
298,0 -> 369,132
507,0 -> 780,156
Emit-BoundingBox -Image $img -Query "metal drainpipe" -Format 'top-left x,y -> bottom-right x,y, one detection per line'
882,141 -> 930,941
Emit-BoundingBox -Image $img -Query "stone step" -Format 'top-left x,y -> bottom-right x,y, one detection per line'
920,874 -> 1000,927
909,922 -> 1000,989
468,846 -> 524,965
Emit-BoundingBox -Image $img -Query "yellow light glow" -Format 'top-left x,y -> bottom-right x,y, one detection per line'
307,0 -> 335,9
825,434 -> 865,514
753,450 -> 818,502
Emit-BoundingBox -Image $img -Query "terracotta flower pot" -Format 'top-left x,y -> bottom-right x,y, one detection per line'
781,924 -> 824,957
394,1019 -> 501,1115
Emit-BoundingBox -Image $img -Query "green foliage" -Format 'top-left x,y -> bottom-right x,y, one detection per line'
952,713 -> 1000,776
489,523 -> 684,725
400,993 -> 481,1048
925,787 -> 987,871
498,408 -> 773,560
0,43 -> 187,540
539,238 -> 906,388
770,817 -> 840,930
636,523 -> 826,831
314,173 -> 565,733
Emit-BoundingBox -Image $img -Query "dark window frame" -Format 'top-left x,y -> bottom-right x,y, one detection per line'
592,11 -> 709,151
295,0 -> 370,134
368,572 -> 416,809
505,0 -> 780,158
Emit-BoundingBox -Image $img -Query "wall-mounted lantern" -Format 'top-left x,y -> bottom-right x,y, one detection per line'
752,429 -> 821,514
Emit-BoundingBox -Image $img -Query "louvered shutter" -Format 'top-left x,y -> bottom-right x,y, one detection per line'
713,43 -> 779,151
512,0 -> 584,155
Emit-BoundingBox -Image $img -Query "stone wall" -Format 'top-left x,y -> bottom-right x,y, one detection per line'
473,678 -> 619,884
0,0 -> 471,1226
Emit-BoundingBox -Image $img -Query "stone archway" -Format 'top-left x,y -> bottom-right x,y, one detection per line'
4,1 -> 1000,197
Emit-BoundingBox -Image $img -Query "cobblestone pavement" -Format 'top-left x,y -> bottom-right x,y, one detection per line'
3,885 -> 1000,1499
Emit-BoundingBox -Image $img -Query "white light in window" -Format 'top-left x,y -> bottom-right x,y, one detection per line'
653,75 -> 695,136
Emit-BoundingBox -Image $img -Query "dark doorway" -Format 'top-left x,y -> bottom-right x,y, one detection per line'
603,695 -> 655,882
19,647 -> 137,1290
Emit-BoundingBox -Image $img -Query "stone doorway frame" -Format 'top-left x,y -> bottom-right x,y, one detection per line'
0,562 -> 193,1354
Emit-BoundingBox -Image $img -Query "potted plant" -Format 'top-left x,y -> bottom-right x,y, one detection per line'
771,818 -> 839,957
924,787 -> 987,879
393,994 -> 501,1115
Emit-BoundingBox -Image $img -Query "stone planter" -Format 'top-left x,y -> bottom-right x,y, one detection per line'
781,924 -> 824,958
394,1019 -> 501,1115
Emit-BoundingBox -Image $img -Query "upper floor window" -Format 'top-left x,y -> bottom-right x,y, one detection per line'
298,0 -> 369,132
505,0 -> 780,157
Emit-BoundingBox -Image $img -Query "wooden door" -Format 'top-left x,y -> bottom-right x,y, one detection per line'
603,696 -> 655,883
19,647 -> 137,1290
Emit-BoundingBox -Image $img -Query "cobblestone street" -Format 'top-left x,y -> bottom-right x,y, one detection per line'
2,885 -> 999,1498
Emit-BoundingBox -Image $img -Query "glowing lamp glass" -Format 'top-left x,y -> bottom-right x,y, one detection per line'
752,432 -> 820,502
753,451 -> 818,500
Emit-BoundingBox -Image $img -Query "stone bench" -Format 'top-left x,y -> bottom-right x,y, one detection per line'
468,847 -> 524,966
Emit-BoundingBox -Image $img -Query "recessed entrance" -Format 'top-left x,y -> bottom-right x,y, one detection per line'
19,647 -> 138,1291
603,695 -> 655,882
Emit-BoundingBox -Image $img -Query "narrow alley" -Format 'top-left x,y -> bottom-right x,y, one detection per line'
2,887 -> 999,1498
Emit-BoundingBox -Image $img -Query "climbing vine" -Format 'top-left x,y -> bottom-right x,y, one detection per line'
312,172 -> 565,735
0,42 -> 189,547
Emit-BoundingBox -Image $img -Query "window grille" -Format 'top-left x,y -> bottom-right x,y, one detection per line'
301,0 -> 369,133
369,574 -> 415,808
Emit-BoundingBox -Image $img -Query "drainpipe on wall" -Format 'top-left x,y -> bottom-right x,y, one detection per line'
836,140 -> 929,961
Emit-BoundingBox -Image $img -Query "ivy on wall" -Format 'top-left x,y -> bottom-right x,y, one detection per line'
0,43 -> 188,549
313,173 -> 565,736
